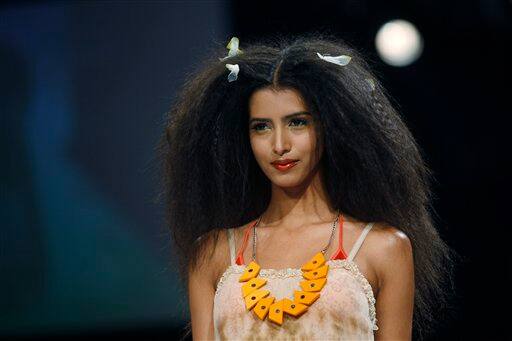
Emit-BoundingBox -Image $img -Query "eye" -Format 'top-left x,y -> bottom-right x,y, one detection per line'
250,123 -> 269,131
289,118 -> 308,127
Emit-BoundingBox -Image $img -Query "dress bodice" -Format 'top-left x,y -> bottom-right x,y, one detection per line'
213,217 -> 379,340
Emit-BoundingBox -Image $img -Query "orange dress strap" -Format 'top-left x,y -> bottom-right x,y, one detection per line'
235,219 -> 259,265
330,213 -> 348,260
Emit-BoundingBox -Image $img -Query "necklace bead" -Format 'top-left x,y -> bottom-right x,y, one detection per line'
238,212 -> 340,325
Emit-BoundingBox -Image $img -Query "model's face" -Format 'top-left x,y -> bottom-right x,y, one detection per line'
248,87 -> 323,188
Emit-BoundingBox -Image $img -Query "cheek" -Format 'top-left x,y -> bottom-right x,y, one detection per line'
297,133 -> 318,158
249,137 -> 266,161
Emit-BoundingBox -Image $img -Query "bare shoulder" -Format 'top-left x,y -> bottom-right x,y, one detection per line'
192,228 -> 231,289
211,221 -> 254,287
364,222 -> 414,278
366,223 -> 412,254
204,221 -> 254,290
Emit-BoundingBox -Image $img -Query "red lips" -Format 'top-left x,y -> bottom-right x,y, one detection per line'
271,159 -> 298,171
271,159 -> 298,165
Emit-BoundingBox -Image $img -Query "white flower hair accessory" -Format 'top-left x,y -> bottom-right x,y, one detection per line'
220,37 -> 242,82
225,63 -> 239,82
316,52 -> 352,66
219,37 -> 243,61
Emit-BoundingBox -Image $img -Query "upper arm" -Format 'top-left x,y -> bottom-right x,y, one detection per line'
373,227 -> 415,341
188,264 -> 215,340
188,229 -> 229,341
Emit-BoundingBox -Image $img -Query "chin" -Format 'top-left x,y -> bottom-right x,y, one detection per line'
268,175 -> 305,189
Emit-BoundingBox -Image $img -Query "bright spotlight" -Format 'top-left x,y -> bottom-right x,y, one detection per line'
375,19 -> 423,67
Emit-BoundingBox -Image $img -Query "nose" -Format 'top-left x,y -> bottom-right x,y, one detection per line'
272,126 -> 291,156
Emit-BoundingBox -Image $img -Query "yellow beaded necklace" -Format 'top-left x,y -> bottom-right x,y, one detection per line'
238,212 -> 341,325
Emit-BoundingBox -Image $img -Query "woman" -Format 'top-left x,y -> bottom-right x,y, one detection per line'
158,33 -> 455,340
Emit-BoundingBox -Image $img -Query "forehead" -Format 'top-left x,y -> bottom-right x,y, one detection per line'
248,87 -> 308,118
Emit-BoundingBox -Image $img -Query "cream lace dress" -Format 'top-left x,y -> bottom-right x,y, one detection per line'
213,221 -> 379,340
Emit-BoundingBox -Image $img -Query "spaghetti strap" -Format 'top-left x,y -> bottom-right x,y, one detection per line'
235,219 -> 258,265
330,213 -> 348,260
347,222 -> 375,262
226,229 -> 236,266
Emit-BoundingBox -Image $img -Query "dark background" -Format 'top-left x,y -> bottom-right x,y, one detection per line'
1,1 -> 509,340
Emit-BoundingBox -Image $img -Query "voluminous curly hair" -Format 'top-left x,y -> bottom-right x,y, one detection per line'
156,32 -> 457,340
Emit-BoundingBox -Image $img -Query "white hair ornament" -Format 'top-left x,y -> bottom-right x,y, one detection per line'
316,52 -> 352,66
225,63 -> 239,82
219,37 -> 243,61
221,37 -> 243,82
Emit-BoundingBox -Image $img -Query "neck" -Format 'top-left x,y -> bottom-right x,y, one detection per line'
261,166 -> 338,229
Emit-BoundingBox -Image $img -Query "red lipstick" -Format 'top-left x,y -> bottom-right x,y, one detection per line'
271,159 -> 298,171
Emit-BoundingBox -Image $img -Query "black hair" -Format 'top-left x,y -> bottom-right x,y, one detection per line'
156,32 -> 457,340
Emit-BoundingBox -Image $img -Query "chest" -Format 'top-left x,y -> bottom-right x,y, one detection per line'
213,262 -> 378,340
233,225 -> 379,297
237,240 -> 379,297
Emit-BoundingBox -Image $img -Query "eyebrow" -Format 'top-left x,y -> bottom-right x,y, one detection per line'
248,111 -> 311,124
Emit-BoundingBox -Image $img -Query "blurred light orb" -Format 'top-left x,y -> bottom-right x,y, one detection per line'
375,19 -> 423,67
